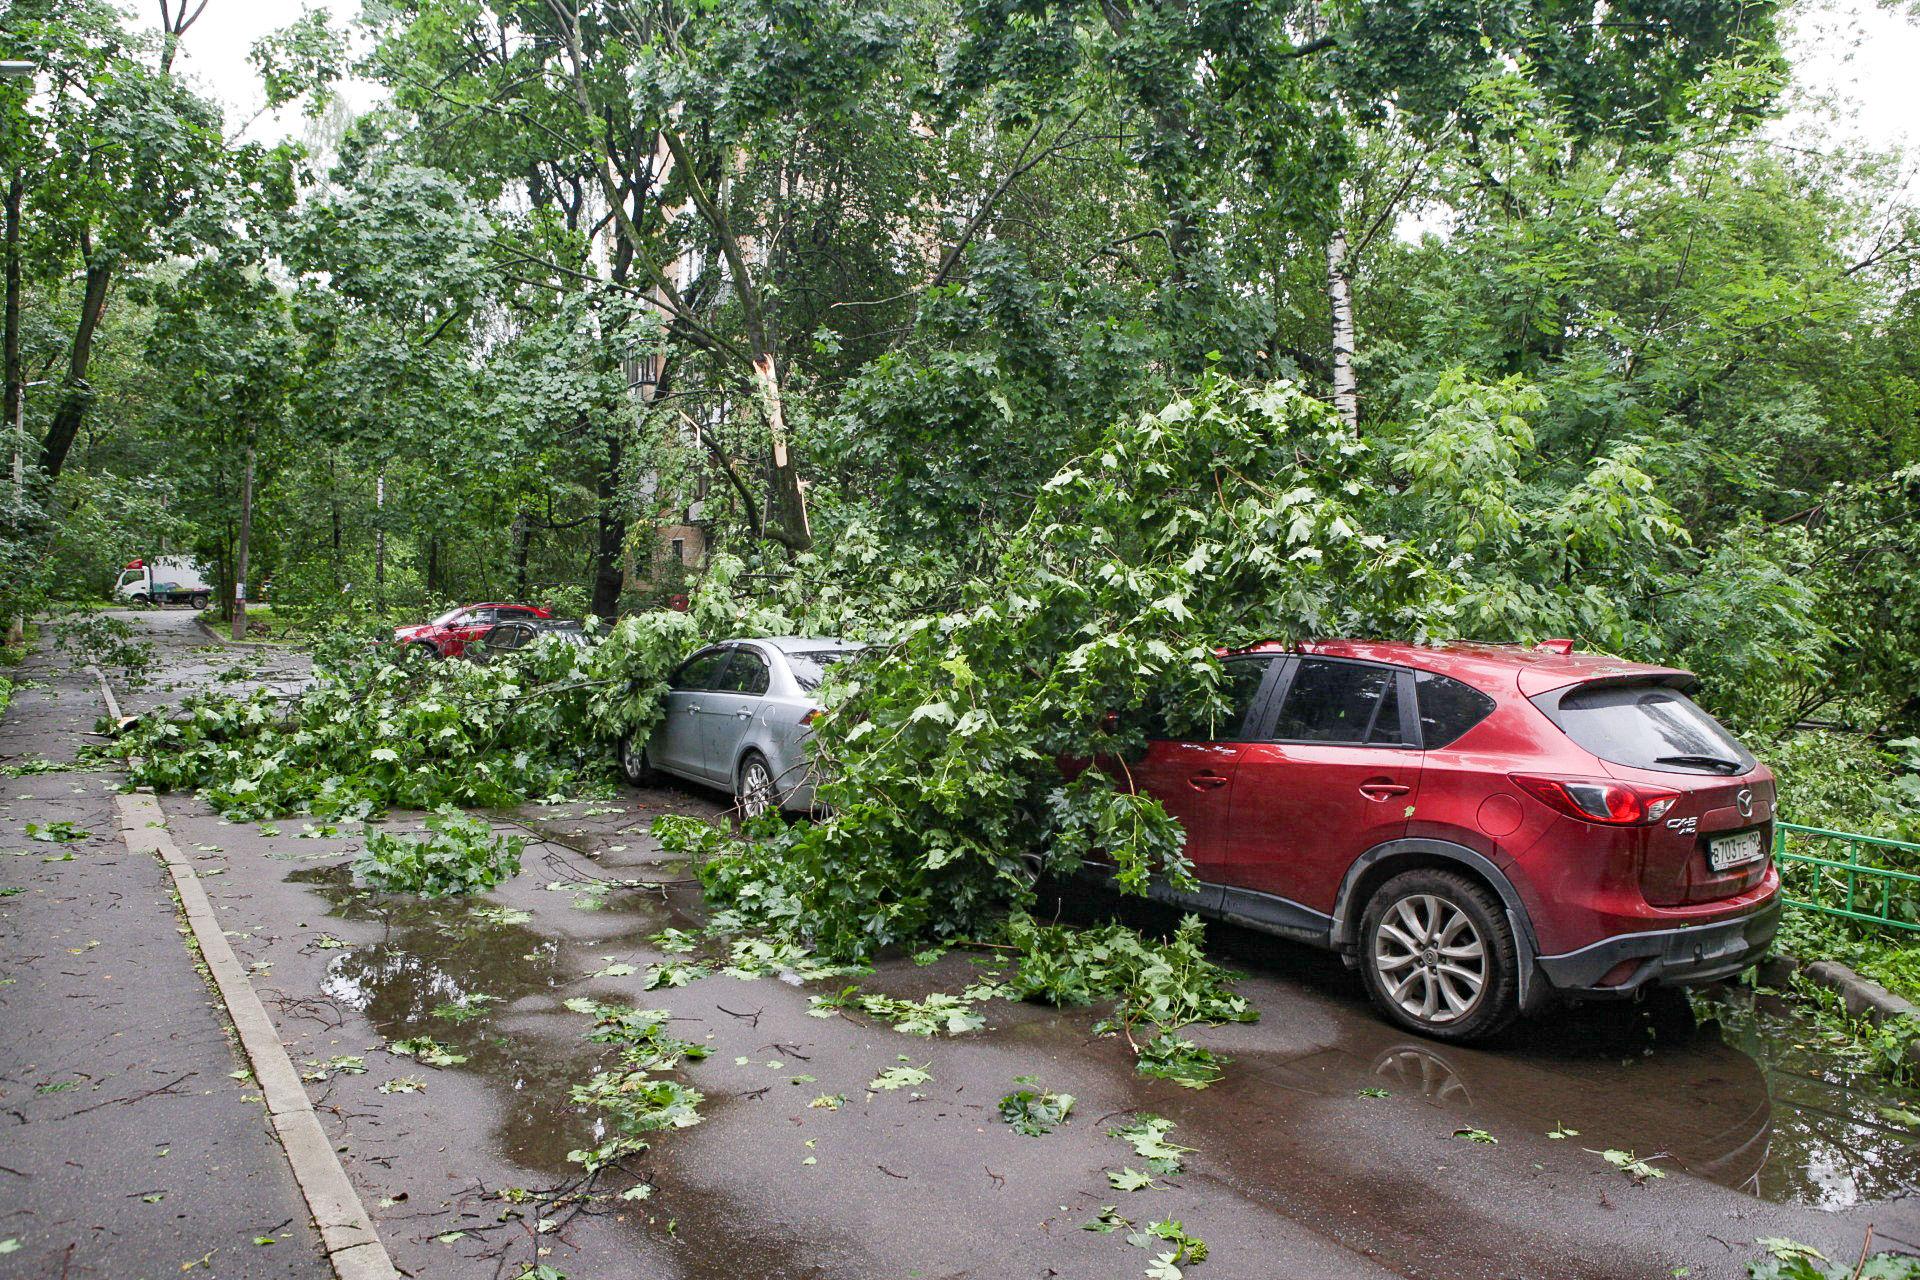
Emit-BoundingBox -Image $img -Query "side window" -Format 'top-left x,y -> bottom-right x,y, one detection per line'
118,570 -> 142,587
465,607 -> 497,626
672,649 -> 731,691
1147,656 -> 1273,741
716,649 -> 770,696
1413,670 -> 1498,749
1271,659 -> 1396,744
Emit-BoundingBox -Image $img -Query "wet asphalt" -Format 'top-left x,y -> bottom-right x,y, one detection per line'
6,610 -> 1920,1279
0,616 -> 328,1279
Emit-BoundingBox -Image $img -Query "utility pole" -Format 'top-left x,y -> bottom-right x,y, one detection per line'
231,439 -> 254,641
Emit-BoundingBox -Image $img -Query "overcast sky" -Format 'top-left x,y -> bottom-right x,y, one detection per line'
160,0 -> 1920,155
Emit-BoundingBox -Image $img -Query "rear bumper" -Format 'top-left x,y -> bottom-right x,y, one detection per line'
1534,894 -> 1781,997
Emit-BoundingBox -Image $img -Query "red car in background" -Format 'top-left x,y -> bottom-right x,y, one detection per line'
394,603 -> 552,659
1122,639 -> 1779,1042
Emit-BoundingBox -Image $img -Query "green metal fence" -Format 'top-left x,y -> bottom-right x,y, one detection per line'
1773,821 -> 1920,932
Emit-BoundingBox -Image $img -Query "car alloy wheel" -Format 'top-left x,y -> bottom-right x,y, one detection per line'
736,751 -> 776,819
619,734 -> 655,787
1374,893 -> 1486,1025
1360,869 -> 1518,1042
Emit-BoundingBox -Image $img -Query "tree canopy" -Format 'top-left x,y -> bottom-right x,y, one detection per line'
0,0 -> 1914,747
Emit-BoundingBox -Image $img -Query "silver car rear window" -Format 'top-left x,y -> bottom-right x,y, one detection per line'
787,650 -> 858,692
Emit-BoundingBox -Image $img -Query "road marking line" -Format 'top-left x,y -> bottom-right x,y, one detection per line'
90,664 -> 399,1280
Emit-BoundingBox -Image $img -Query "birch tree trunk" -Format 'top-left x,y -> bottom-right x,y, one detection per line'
1327,227 -> 1359,431
373,471 -> 385,611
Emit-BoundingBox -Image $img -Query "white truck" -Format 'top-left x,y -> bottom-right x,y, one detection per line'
113,558 -> 213,608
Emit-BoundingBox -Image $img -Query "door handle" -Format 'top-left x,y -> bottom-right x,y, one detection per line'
686,703 -> 702,715
734,710 -> 751,720
1188,771 -> 1231,791
1358,780 -> 1410,800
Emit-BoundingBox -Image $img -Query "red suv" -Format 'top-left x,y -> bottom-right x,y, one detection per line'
1126,640 -> 1779,1042
393,603 -> 552,660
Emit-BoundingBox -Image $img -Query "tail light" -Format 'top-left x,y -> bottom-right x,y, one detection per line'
800,709 -> 820,727
1510,774 -> 1681,826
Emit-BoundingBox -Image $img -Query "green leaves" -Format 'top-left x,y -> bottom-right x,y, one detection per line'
1588,1148 -> 1666,1181
353,811 -> 522,898
1747,1237 -> 1920,1279
120,609 -> 699,824
563,997 -> 708,1152
1109,1116 -> 1189,1168
1004,913 -> 1251,1085
386,1037 -> 466,1067
998,1080 -> 1074,1136
868,1058 -> 932,1092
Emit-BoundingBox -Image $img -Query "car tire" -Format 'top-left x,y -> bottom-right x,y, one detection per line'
130,593 -> 151,606
618,734 -> 657,787
190,592 -> 210,609
735,750 -> 778,820
403,641 -> 438,663
1360,869 -> 1519,1043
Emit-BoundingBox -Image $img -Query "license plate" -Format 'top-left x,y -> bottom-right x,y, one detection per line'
1709,829 -> 1764,872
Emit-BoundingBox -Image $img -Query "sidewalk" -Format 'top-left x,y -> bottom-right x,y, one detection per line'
0,643 -> 329,1278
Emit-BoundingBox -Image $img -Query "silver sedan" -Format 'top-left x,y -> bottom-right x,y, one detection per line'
618,637 -> 864,816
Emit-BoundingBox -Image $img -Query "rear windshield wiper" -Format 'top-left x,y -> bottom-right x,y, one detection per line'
1653,754 -> 1743,773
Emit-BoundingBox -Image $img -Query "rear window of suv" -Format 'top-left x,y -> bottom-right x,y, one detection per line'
1533,680 -> 1756,776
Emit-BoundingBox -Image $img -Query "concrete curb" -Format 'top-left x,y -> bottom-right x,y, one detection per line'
89,665 -> 399,1280
192,613 -> 292,650
1773,951 -> 1920,1069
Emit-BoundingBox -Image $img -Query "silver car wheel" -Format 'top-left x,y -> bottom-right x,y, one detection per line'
1371,893 -> 1487,1026
737,753 -> 776,819
620,735 -> 649,785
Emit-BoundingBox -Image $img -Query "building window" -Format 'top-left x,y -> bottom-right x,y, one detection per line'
670,538 -> 686,564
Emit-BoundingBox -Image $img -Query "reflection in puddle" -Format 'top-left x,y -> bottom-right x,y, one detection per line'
288,864 -> 615,1173
1696,988 -> 1920,1207
1205,987 -> 1920,1208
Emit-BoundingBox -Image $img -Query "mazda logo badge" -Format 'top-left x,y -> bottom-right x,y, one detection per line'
1736,788 -> 1753,818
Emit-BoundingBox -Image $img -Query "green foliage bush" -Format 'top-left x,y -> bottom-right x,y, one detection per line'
118,606 -> 697,819
351,810 -> 524,897
1005,913 -> 1255,1085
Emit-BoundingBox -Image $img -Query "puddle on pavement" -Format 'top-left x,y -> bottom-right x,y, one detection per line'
288,862 -> 1920,1217
1189,981 -> 1920,1209
289,864 -> 618,1173
1696,987 -> 1920,1206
